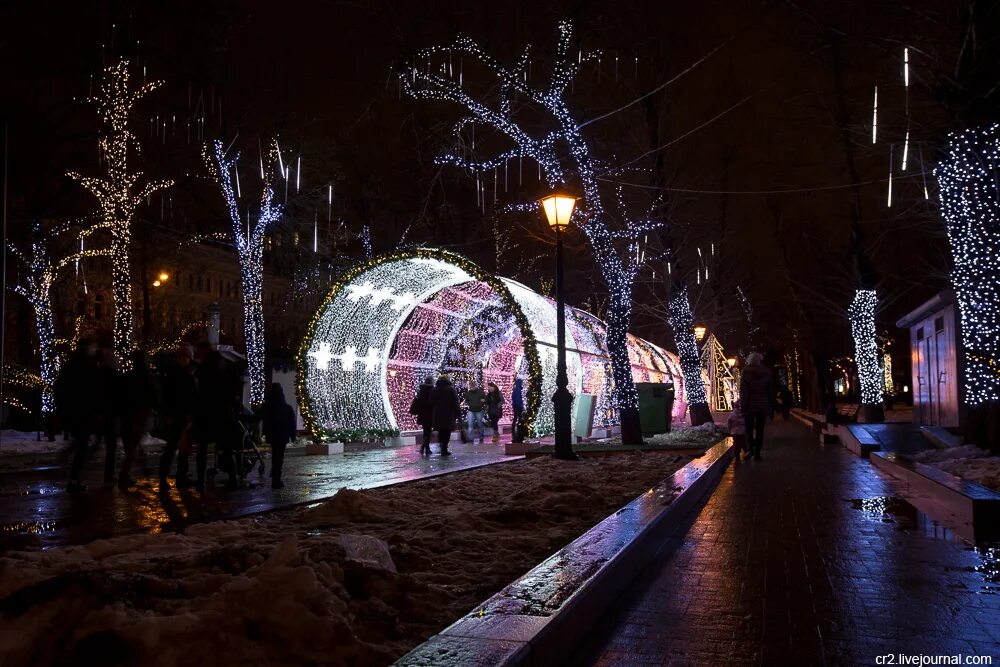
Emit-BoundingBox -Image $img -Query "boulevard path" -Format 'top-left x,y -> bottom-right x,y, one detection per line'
0,439 -> 515,551
577,419 -> 1000,666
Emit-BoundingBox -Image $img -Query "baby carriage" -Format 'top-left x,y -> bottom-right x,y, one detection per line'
206,403 -> 265,488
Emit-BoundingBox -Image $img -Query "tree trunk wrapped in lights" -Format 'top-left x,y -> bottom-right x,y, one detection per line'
667,287 -> 711,425
848,289 -> 883,414
67,60 -> 172,366
9,223 -> 110,413
204,139 -> 282,406
937,125 -> 1000,450
402,22 -> 654,443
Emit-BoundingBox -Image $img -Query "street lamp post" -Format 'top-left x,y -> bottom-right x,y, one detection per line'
540,193 -> 579,461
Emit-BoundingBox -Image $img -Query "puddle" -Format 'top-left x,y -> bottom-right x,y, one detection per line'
849,496 -> 962,541
1,520 -> 58,535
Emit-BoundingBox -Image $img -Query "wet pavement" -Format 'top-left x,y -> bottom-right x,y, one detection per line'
850,422 -> 930,455
576,419 -> 1000,666
0,439 -> 517,551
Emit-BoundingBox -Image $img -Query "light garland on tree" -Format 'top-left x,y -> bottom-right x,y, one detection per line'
67,60 -> 172,366
667,287 -> 709,407
936,125 -> 1000,404
296,248 -> 682,441
402,21 -> 654,436
204,139 -> 283,405
9,223 -> 111,413
848,289 -> 882,405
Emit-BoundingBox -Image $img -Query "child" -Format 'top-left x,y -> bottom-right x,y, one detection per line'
728,399 -> 748,458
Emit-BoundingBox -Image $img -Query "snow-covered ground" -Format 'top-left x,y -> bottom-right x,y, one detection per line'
0,451 -> 690,666
0,430 -> 67,456
911,444 -> 1000,492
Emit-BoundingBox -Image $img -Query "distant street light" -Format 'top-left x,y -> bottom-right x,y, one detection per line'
727,357 -> 737,368
539,192 -> 578,461
694,325 -> 707,342
152,280 -> 162,288
158,271 -> 170,282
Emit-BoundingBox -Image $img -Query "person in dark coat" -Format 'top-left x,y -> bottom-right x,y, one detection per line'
258,383 -> 296,488
410,376 -> 435,455
430,374 -> 461,456
485,382 -> 504,444
158,344 -> 199,488
778,385 -> 794,421
511,378 -> 525,443
58,339 -> 98,492
94,347 -> 122,485
739,352 -> 775,460
194,342 -> 242,489
117,350 -> 157,488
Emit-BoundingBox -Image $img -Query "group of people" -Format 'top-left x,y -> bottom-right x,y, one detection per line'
55,339 -> 296,492
728,351 -> 791,460
409,375 -> 524,456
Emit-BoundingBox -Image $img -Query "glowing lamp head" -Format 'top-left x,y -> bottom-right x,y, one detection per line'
158,272 -> 170,282
152,280 -> 162,288
727,357 -> 736,367
694,325 -> 707,342
539,193 -> 577,231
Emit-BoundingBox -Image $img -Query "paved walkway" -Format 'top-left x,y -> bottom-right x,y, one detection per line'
577,419 -> 1000,666
0,439 -> 516,551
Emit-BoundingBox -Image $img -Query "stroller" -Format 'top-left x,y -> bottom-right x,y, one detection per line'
206,403 -> 265,488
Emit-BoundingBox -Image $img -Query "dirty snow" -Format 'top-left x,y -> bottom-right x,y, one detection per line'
643,423 -> 723,448
910,445 -> 1000,492
0,450 -> 690,666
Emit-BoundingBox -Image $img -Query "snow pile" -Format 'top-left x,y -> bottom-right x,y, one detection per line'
910,445 -> 1000,492
644,422 -> 723,448
0,431 -> 67,456
0,451 -> 690,666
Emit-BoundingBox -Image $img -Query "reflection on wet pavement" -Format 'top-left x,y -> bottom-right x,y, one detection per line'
0,441 -> 516,551
576,420 -> 1000,666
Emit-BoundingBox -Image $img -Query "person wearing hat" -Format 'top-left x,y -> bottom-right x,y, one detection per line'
409,376 -> 436,455
430,374 -> 461,456
739,352 -> 775,460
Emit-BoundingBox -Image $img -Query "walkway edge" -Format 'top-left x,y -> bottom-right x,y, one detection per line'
393,437 -> 735,667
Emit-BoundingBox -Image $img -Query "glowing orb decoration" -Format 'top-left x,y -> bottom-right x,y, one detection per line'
297,248 -> 684,440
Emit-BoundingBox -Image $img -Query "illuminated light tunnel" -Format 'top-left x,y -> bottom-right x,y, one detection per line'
297,248 -> 686,439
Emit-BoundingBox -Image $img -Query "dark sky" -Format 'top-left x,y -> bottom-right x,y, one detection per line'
2,0 -> 985,355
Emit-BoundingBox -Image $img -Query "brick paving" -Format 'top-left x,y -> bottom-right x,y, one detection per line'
577,419 -> 1000,666
0,439 -> 515,551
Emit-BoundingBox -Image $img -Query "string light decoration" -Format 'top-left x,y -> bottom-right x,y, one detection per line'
67,60 -> 172,365
401,21 -> 656,441
667,287 -> 710,420
9,223 -> 111,412
296,248 -> 682,441
848,289 -> 882,405
204,139 -> 283,405
701,333 -> 737,412
936,125 -> 1000,404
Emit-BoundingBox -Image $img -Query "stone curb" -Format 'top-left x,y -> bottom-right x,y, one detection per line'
394,437 -> 735,667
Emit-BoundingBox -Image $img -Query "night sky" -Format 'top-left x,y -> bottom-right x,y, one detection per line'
2,0 -> 994,356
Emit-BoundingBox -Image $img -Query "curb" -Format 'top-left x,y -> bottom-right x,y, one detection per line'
394,437 -> 735,667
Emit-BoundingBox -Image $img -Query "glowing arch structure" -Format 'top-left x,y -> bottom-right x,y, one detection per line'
297,248 -> 684,439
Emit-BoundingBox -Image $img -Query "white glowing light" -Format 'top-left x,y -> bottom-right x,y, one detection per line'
902,130 -> 910,171
872,86 -> 878,144
848,289 -> 882,405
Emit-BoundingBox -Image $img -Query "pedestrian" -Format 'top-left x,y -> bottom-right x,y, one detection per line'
409,376 -> 435,455
193,341 -> 240,489
779,385 -> 793,420
485,382 -> 504,444
117,350 -> 157,489
431,374 -> 461,456
511,377 -> 525,443
739,352 -> 775,460
94,347 -> 121,485
728,399 -> 748,459
57,339 -> 98,492
258,382 -> 296,489
159,343 -> 198,488
465,382 -> 487,444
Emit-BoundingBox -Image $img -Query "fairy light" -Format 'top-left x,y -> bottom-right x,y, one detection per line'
903,47 -> 909,88
204,138 -> 283,405
9,223 -> 111,412
848,289 -> 882,405
936,125 -> 1000,404
872,86 -> 878,144
667,287 -> 709,407
402,21 -> 660,420
67,60 -> 172,365
887,145 -> 894,207
902,131 -> 910,171
297,248 -> 682,440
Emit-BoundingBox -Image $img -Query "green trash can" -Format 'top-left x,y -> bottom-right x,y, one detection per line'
637,382 -> 675,435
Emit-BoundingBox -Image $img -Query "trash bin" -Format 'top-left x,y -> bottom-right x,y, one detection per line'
637,382 -> 675,435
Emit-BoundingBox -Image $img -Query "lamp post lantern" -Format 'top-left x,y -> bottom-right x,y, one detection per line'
540,193 -> 579,461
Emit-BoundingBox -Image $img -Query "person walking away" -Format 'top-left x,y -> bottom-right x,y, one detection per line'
431,374 -> 461,456
728,399 -> 748,459
94,347 -> 122,485
409,376 -> 435,455
739,352 -> 775,460
465,383 -> 487,444
511,378 -> 525,443
117,350 -> 157,489
159,344 -> 198,489
485,382 -> 504,444
194,342 -> 240,489
259,383 -> 296,488
57,339 -> 98,492
779,385 -> 793,420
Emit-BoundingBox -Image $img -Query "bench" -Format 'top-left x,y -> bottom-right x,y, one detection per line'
841,424 -> 881,458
